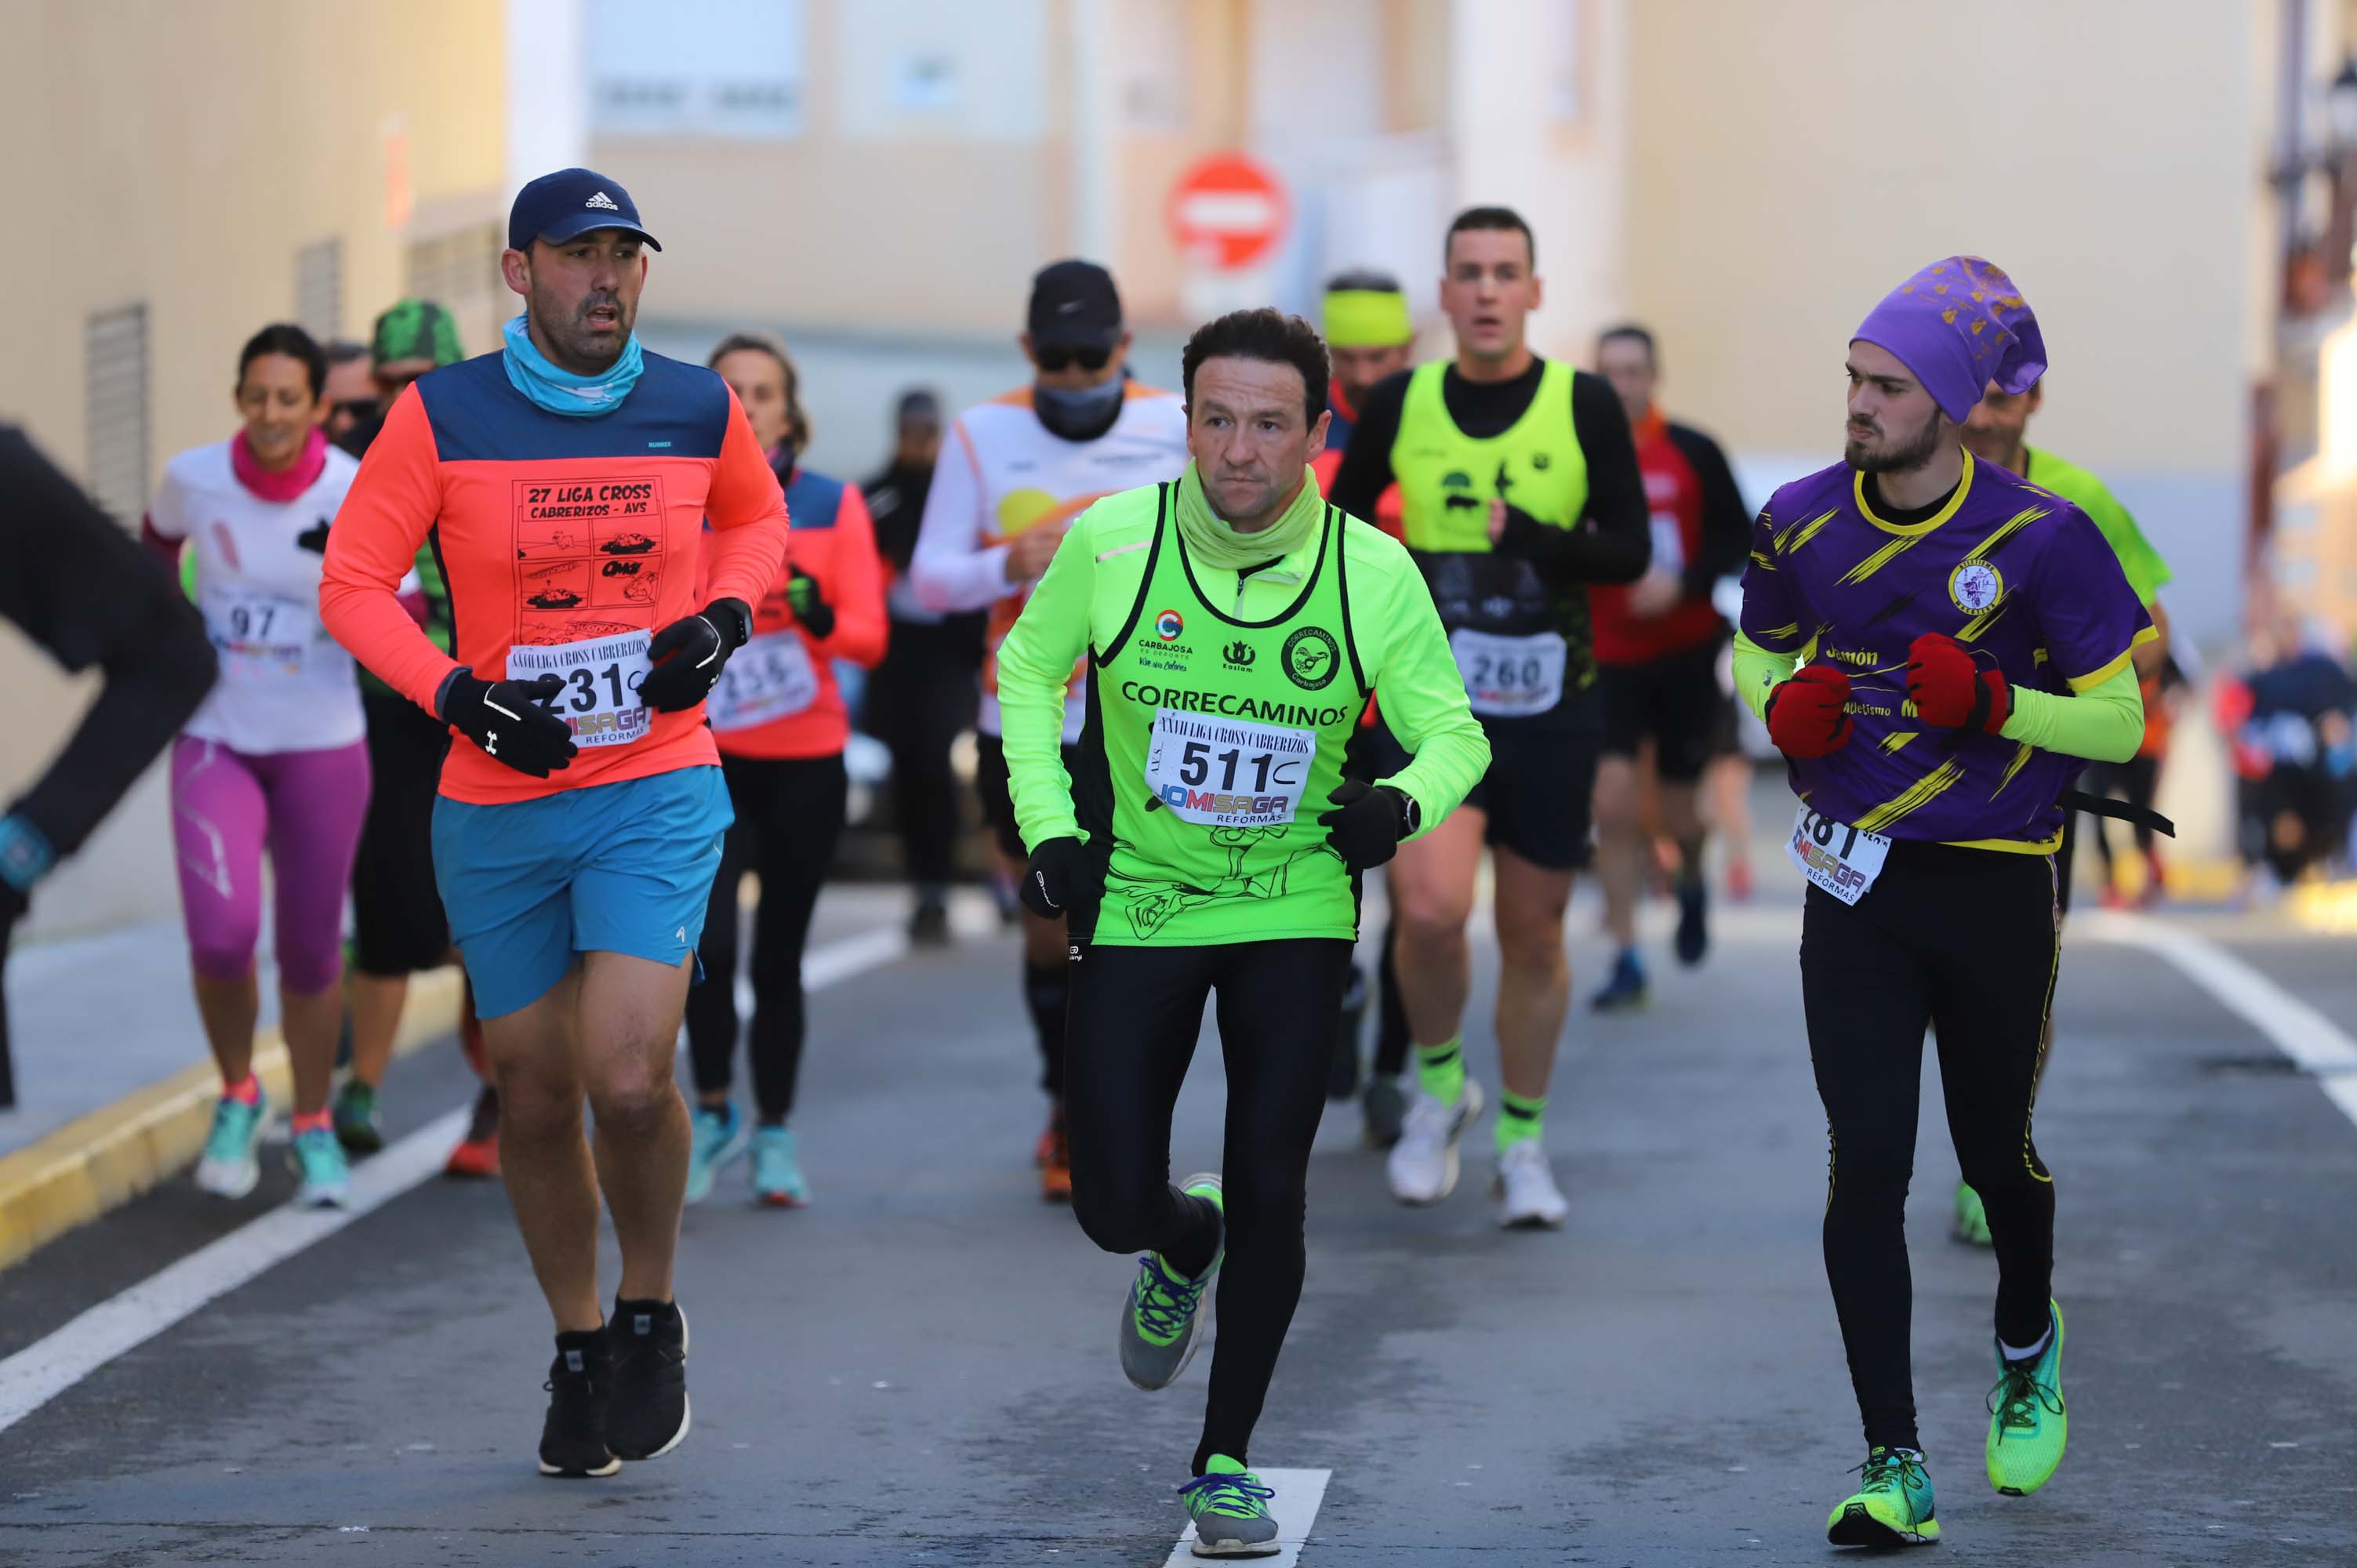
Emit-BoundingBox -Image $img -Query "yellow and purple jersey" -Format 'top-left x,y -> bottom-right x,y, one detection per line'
1738,452 -> 2152,851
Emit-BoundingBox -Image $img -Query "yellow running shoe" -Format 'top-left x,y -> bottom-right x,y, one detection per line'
1825,1447 -> 1939,1548
1986,1299 -> 2067,1496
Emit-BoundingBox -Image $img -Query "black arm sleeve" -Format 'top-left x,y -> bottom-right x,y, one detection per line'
1491,371 -> 1651,585
0,427 -> 216,862
1665,422 -> 1752,597
1325,371 -> 1411,523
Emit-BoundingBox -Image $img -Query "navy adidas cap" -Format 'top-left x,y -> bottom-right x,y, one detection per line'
507,168 -> 662,252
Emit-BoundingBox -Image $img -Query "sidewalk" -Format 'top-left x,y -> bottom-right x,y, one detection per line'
2,921 -> 284,1160
0,921 -> 461,1273
0,880 -> 970,1276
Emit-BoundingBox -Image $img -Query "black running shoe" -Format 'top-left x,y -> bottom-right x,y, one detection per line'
539,1329 -> 619,1478
606,1297 -> 690,1461
1674,880 -> 1709,967
908,898 -> 952,947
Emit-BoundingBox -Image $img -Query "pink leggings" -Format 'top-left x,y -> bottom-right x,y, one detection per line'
170,736 -> 371,996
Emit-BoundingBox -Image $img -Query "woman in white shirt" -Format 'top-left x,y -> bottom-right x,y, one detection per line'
144,325 -> 369,1208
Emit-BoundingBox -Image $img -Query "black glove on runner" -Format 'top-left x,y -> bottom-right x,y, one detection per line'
1317,780 -> 1410,873
785,568 -> 835,640
639,597 -> 751,713
438,670 -> 578,778
1020,836 -> 1096,921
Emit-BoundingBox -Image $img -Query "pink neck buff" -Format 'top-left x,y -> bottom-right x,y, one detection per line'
231,426 -> 328,502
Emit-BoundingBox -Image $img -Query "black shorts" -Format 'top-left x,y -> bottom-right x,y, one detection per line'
975,731 -> 1083,862
1367,688 -> 1601,872
351,685 -> 454,976
1598,641 -> 1723,783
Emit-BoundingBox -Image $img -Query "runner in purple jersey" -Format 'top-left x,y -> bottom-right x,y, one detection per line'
1740,456 -> 2151,850
1731,256 -> 2151,1549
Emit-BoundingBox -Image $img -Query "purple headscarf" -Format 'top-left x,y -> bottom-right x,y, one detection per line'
1852,256 -> 2046,423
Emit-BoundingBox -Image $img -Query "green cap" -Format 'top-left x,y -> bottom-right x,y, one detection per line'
371,299 -> 464,370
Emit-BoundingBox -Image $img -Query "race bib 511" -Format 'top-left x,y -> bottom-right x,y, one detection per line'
1143,708 -> 1317,828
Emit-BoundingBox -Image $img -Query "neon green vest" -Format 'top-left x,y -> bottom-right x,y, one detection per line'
1387,358 -> 1598,702
1087,481 -> 1369,946
1391,359 -> 1588,550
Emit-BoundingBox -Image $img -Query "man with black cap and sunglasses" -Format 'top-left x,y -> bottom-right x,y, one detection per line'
322,167 -> 788,1481
912,259 -> 1187,1203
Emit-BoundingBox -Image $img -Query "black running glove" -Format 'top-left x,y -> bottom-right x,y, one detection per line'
785,568 -> 834,640
1317,780 -> 1410,873
438,670 -> 578,778
1019,836 -> 1096,921
638,597 -> 751,713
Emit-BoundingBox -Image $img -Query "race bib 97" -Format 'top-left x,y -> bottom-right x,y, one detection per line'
1143,709 -> 1317,828
1449,628 -> 1567,717
1786,803 -> 1891,906
507,630 -> 652,749
707,630 -> 819,733
202,583 -> 330,686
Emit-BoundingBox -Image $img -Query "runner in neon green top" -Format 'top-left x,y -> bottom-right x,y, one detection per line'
997,308 -> 1485,1556
1956,374 -> 2177,1245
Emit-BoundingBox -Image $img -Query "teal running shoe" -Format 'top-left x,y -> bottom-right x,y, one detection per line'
194,1091 -> 270,1199
1589,949 -> 1648,1012
1953,1181 -> 1992,1247
1180,1454 -> 1279,1557
751,1126 -> 808,1207
1120,1173 -> 1222,1391
1826,1446 -> 1938,1548
332,1079 -> 384,1155
683,1103 -> 747,1207
289,1124 -> 351,1208
1987,1299 -> 2067,1496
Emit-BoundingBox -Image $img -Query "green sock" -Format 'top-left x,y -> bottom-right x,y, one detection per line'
1415,1037 -> 1465,1105
1495,1090 -> 1545,1153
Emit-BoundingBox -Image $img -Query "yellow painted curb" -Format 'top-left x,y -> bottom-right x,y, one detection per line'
0,967 -> 465,1275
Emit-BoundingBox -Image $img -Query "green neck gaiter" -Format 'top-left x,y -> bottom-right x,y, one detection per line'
1175,462 -> 1322,573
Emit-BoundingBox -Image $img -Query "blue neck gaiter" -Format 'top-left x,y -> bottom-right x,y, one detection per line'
502,314 -> 645,416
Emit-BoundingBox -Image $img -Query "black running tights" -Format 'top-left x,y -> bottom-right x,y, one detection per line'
1801,840 -> 2059,1453
685,752 -> 846,1124
1065,936 -> 1351,1475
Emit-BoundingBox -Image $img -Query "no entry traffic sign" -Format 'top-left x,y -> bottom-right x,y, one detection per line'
1166,153 -> 1288,272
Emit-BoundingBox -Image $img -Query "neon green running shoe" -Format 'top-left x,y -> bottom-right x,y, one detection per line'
1825,1446 -> 1938,1548
1179,1453 -> 1278,1557
1987,1299 -> 2067,1496
1952,1181 -> 1992,1247
1119,1173 -> 1222,1392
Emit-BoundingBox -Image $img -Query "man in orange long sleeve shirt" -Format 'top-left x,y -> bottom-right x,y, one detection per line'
319,169 -> 788,1481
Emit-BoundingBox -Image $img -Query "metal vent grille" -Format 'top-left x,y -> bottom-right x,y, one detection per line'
405,223 -> 503,315
295,238 -> 343,340
85,304 -> 150,527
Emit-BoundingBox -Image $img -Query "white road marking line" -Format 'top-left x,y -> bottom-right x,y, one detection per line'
0,1105 -> 465,1435
735,894 -> 1000,1017
0,921 -> 919,1437
2079,909 -> 2357,1130
1164,1467 -> 1331,1567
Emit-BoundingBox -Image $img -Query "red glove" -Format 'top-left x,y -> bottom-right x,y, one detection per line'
1766,665 -> 1854,758
1907,633 -> 2010,732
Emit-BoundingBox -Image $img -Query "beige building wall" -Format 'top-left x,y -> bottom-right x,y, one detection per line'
590,0 -> 1093,340
1,0 -> 507,939
1621,0 -> 2258,649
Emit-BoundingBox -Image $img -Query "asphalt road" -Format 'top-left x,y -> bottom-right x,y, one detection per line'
1,858 -> 2352,1566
